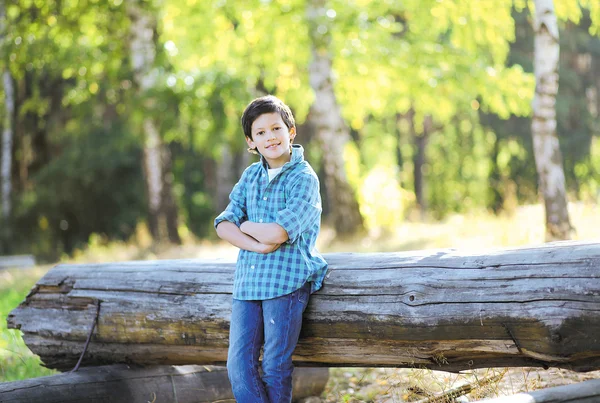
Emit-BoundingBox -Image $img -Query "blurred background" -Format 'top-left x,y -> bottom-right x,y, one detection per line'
0,0 -> 599,262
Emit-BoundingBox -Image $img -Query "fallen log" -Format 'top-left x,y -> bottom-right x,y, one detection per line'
7,241 -> 600,372
471,378 -> 600,402
0,254 -> 35,269
0,365 -> 329,403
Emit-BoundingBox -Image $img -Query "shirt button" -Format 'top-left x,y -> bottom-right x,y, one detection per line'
259,219 -> 263,223
251,265 -> 255,269
263,197 -> 268,201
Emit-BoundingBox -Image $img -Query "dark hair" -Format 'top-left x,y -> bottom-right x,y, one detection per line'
241,95 -> 295,140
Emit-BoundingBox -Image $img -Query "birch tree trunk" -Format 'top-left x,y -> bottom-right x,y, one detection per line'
531,0 -> 572,241
596,56 -> 600,118
127,0 -> 180,244
1,4 -> 14,223
307,0 -> 364,236
1,71 -> 13,222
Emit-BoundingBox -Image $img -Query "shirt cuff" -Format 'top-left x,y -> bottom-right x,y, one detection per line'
214,212 -> 241,229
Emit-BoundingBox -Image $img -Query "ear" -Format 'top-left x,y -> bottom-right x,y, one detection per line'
245,136 -> 256,151
289,126 -> 296,142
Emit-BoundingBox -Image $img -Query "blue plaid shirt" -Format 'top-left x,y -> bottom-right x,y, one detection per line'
214,145 -> 328,300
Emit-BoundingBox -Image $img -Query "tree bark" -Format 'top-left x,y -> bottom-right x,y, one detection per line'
1,3 -> 14,223
395,112 -> 405,189
489,138 -> 503,213
1,70 -> 13,222
8,241 -> 600,373
596,54 -> 600,119
127,0 -> 180,244
306,0 -> 364,236
413,115 -> 432,216
160,144 -> 181,244
0,365 -> 329,403
141,120 -> 165,240
531,0 -> 572,241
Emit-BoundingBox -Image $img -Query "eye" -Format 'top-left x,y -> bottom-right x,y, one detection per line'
256,130 -> 265,136
274,126 -> 281,131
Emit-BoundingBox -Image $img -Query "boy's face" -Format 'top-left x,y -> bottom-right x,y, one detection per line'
246,112 -> 296,169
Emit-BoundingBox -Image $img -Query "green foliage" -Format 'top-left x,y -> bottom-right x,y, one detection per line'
580,137 -> 600,199
2,0 -> 600,254
11,120 -> 145,261
0,269 -> 57,381
0,0 -> 141,259
427,117 -> 494,218
172,142 -> 218,238
331,0 -> 533,130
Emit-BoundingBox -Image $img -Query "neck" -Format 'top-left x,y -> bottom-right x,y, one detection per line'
266,149 -> 292,169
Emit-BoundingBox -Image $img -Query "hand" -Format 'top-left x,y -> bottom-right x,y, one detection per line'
256,242 -> 280,254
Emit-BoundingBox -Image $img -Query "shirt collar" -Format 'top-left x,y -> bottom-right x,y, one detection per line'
260,144 -> 304,170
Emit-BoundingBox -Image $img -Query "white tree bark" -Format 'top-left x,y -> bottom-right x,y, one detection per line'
531,0 -> 572,241
127,0 -> 167,241
307,0 -> 364,235
1,3 -> 14,222
1,70 -> 13,221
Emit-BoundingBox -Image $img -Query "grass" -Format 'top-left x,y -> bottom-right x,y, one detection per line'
0,267 -> 58,381
321,201 -> 600,253
1,202 -> 599,398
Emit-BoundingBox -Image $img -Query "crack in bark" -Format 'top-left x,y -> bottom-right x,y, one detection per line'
66,287 -> 232,297
333,260 -> 591,271
315,295 -> 600,305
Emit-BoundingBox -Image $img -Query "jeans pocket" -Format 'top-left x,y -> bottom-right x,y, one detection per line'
297,282 -> 310,305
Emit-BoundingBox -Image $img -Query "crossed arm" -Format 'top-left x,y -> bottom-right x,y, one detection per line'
240,221 -> 289,244
215,221 -> 289,254
216,170 -> 317,253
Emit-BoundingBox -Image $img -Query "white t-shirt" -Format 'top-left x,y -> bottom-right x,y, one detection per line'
268,167 -> 283,182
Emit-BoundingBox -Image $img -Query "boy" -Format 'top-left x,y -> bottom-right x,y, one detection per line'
214,95 -> 328,403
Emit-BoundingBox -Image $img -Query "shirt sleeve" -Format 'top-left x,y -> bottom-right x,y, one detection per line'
214,168 -> 249,229
276,173 -> 322,244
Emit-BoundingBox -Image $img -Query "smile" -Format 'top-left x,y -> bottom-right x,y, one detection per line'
265,143 -> 280,149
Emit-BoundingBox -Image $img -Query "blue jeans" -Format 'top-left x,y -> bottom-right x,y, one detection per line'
227,282 -> 311,403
